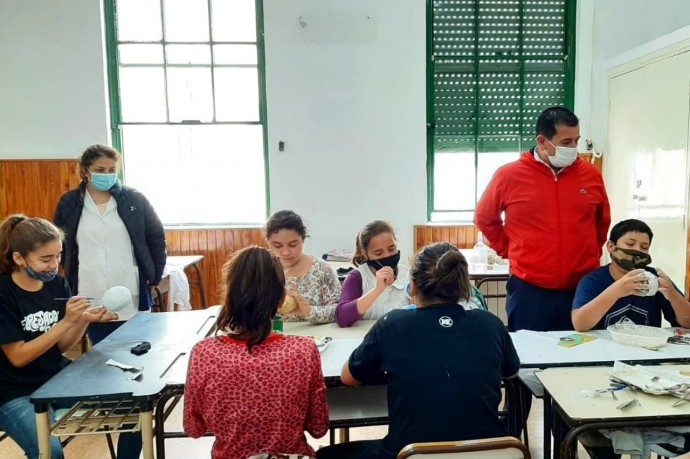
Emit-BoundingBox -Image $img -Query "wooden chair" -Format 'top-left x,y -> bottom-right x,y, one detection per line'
398,436 -> 530,459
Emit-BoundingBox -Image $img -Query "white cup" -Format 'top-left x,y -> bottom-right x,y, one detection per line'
640,271 -> 659,296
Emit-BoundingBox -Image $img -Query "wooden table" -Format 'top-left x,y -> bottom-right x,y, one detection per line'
538,365 -> 690,458
30,307 -> 219,459
154,255 -> 207,311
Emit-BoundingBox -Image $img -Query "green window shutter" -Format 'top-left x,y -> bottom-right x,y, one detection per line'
429,0 -> 574,217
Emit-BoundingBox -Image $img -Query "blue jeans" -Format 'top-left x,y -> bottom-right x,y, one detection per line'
0,396 -> 63,459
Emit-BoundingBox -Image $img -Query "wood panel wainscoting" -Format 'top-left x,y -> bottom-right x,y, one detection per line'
0,159 -> 81,220
165,228 -> 266,307
414,225 -> 480,253
0,159 -> 266,309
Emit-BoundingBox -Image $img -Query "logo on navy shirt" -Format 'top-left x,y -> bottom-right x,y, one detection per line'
22,310 -> 59,333
439,316 -> 453,327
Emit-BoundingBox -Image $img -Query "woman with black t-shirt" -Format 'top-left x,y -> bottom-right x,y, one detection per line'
318,242 -> 520,459
0,215 -> 117,459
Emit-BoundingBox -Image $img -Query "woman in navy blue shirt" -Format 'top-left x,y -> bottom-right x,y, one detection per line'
317,242 -> 520,459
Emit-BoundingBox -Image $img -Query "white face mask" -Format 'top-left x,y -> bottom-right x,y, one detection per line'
544,139 -> 578,168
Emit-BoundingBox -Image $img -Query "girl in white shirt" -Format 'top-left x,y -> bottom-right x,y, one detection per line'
335,220 -> 410,327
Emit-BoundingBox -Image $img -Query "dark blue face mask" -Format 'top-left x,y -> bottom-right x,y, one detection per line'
25,266 -> 58,282
366,251 -> 401,276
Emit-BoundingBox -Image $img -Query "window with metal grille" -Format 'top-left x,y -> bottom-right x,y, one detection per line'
427,0 -> 576,222
103,0 -> 268,225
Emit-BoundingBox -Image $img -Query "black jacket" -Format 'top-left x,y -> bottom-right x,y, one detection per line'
53,182 -> 167,310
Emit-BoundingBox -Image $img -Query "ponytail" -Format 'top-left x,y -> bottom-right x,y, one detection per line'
351,220 -> 396,267
0,215 -> 27,274
0,214 -> 64,274
410,242 -> 470,304
352,233 -> 366,266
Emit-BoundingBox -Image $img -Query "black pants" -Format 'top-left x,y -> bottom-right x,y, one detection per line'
316,440 -> 385,459
506,276 -> 575,332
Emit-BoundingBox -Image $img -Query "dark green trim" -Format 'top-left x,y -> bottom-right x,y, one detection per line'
471,0 -> 480,208
564,0 -> 577,110
206,0 -> 217,122
425,0 -> 435,222
518,0 -> 525,153
117,40 -> 257,45
103,0 -> 270,220
118,121 -> 263,126
119,64 -> 258,68
427,0 -> 575,220
256,0 -> 270,217
158,0 -> 171,122
103,0 -> 122,153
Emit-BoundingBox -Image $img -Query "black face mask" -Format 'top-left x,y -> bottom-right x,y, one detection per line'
366,251 -> 401,276
611,247 -> 652,271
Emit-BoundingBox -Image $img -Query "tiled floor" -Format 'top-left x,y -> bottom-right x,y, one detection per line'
2,395 -> 688,458
0,395 -> 559,459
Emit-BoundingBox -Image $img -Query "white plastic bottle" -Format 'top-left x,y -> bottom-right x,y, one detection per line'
471,232 -> 490,268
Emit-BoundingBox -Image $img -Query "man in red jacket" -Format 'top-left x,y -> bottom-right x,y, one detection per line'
475,106 -> 611,332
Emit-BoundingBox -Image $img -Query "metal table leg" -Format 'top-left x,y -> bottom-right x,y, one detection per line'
191,264 -> 207,308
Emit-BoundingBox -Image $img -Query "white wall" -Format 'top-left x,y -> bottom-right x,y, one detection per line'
263,0 -> 427,257
576,0 -> 690,152
0,0 -> 110,158
12,0 -> 674,257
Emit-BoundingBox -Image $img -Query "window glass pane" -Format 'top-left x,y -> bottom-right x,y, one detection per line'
211,0 -> 256,42
431,211 -> 475,222
213,44 -> 257,65
167,68 -> 214,122
214,68 -> 259,121
119,44 -> 164,64
164,0 -> 209,42
477,152 -> 520,201
166,45 -> 211,65
433,151 -> 475,211
119,67 -> 167,122
122,125 -> 266,224
117,0 -> 162,41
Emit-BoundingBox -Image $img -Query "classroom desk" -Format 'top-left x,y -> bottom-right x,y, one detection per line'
284,319 -> 521,444
285,320 -> 374,386
538,365 -> 690,458
511,329 -> 690,368
459,249 -> 509,272
459,249 -> 510,300
30,307 -> 218,459
285,320 -> 386,443
154,255 -> 207,311
511,329 -> 690,459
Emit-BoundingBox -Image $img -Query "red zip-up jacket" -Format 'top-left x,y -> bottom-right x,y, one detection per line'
475,151 -> 611,291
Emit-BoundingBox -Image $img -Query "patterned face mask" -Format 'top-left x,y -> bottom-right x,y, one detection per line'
611,247 -> 652,271
25,265 -> 58,282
